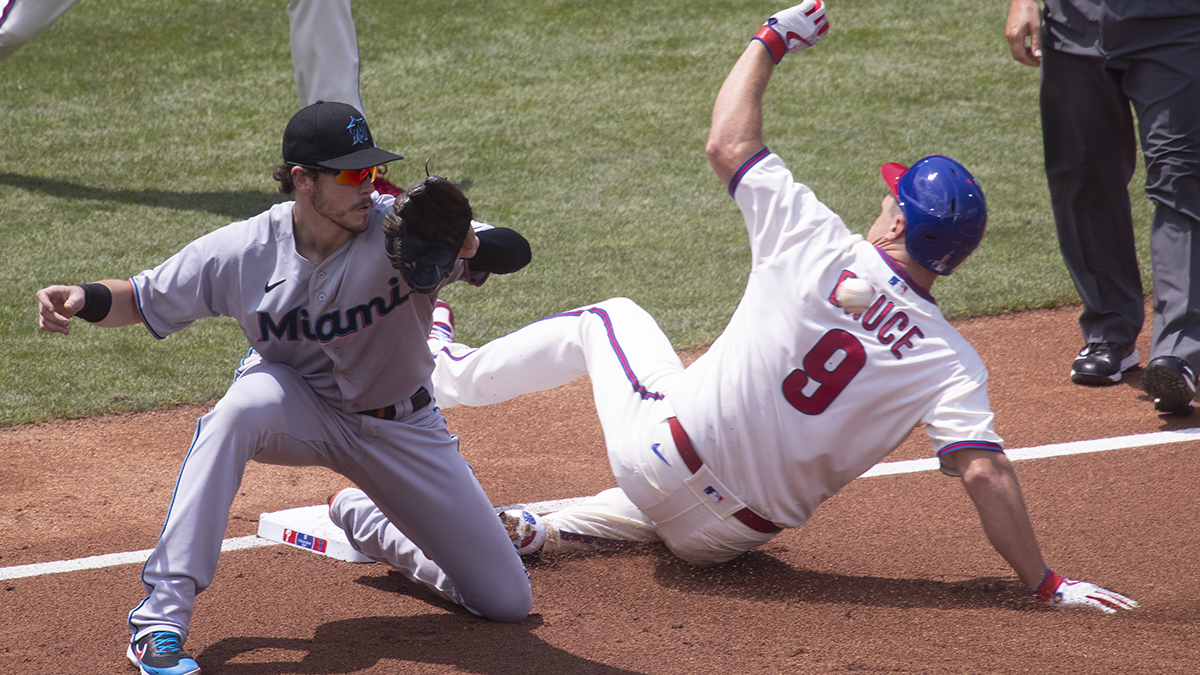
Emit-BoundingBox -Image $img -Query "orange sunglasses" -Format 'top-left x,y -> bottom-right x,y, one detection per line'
295,164 -> 378,185
329,166 -> 378,185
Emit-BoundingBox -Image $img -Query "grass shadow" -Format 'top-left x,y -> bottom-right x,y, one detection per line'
0,172 -> 287,220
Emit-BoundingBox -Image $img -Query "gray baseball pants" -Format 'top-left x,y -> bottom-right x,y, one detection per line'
127,362 -> 532,643
1040,17 -> 1200,366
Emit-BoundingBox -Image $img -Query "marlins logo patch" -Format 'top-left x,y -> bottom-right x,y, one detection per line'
346,116 -> 371,145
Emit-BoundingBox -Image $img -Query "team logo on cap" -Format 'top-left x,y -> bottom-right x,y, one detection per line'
346,116 -> 371,145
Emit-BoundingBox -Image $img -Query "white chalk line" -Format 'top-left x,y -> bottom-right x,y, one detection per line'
0,534 -> 274,581
5,426 -> 1199,582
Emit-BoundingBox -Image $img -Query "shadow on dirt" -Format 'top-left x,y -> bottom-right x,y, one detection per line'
653,550 -> 1039,611
198,612 -> 646,675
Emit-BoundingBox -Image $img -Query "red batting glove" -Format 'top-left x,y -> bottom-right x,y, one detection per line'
753,0 -> 831,64
1035,569 -> 1139,614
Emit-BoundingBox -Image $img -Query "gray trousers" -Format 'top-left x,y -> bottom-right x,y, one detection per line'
127,363 -> 532,642
1040,18 -> 1200,367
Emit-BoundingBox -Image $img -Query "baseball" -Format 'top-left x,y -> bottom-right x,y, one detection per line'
836,278 -> 875,314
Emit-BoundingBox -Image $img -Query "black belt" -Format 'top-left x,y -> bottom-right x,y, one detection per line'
359,386 -> 431,420
667,417 -> 782,534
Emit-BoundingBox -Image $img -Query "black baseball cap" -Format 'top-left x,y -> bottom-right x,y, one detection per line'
282,101 -> 403,171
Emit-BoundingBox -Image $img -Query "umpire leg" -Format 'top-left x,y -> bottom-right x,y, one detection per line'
1041,45 -> 1145,349
1122,25 -> 1200,371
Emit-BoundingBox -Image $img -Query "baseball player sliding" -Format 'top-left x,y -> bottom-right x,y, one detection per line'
331,1 -> 1138,615
36,102 -> 533,675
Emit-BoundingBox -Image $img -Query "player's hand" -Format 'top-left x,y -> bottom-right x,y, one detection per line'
1005,0 -> 1043,66
36,284 -> 85,335
754,0 -> 830,64
1035,570 -> 1139,614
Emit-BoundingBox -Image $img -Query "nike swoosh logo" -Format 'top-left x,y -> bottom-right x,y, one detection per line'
786,31 -> 812,48
651,443 -> 670,465
264,279 -> 286,293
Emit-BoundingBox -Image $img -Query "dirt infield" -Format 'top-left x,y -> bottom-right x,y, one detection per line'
3,301 -> 1199,674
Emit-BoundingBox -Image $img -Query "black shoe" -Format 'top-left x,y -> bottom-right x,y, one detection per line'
1070,343 -> 1139,385
127,631 -> 200,675
1143,356 -> 1197,415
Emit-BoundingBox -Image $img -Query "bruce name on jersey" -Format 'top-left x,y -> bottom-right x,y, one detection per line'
827,269 -> 924,360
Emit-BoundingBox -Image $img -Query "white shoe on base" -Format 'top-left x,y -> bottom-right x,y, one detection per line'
499,510 -> 548,556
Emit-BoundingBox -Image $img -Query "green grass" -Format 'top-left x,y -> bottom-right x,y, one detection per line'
0,0 -> 1154,425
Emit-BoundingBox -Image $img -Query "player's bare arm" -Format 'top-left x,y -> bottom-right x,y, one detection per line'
707,0 -> 829,187
955,449 -> 1138,612
947,448 -> 1047,590
707,44 -> 774,188
36,279 -> 140,335
1005,0 -> 1043,66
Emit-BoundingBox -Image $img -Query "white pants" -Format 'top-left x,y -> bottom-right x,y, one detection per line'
432,297 -> 778,565
128,363 -> 531,643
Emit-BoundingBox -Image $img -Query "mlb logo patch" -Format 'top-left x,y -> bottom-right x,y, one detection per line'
703,485 -> 724,504
888,276 -> 909,295
283,528 -> 328,553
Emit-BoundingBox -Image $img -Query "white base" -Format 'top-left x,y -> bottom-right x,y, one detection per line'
257,505 -> 374,563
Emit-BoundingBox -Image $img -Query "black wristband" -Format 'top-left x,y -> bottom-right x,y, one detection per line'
75,283 -> 113,323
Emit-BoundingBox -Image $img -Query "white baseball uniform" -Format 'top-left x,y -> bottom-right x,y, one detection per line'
417,148 -> 1004,565
125,194 -> 531,643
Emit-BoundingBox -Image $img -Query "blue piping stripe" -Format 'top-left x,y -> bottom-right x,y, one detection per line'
434,345 -> 478,362
538,308 -> 665,401
128,280 -> 167,340
937,441 -> 1003,457
233,348 -> 254,380
874,247 -> 937,304
728,147 -> 771,197
128,415 -> 205,636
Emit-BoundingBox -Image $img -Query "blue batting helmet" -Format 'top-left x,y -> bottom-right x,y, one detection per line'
880,155 -> 987,275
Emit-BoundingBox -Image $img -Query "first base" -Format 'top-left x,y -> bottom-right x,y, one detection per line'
257,505 -> 374,563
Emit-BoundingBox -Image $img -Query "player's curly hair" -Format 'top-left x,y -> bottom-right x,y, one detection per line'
272,164 -> 322,195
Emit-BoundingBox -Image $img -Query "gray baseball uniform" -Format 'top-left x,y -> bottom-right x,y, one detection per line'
125,194 -> 532,643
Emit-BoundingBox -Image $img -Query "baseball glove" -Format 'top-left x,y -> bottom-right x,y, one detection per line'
382,176 -> 472,294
